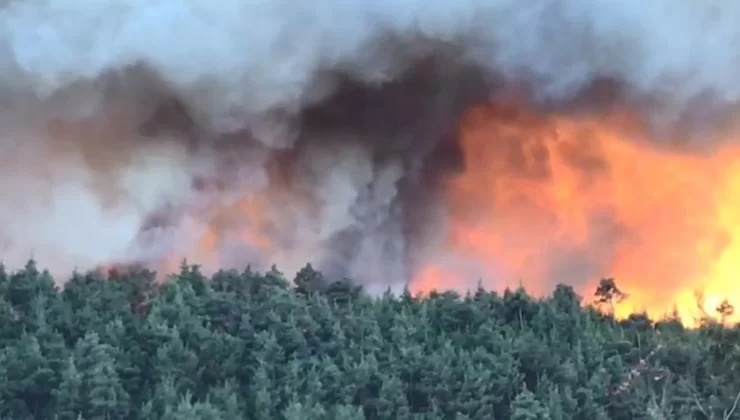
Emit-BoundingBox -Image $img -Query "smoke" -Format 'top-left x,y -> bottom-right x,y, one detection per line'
0,0 -> 739,290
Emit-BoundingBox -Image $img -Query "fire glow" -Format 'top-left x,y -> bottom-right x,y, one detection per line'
414,103 -> 740,327
82,100 -> 740,329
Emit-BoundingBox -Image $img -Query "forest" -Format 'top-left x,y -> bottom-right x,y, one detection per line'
0,260 -> 738,420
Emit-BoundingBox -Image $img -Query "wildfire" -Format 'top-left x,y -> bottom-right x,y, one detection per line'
413,102 -> 740,327
181,161 -> 321,279
154,98 -> 740,328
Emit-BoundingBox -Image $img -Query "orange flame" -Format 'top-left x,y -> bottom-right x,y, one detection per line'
414,103 -> 740,327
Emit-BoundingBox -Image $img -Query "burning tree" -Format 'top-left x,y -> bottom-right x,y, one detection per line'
594,277 -> 628,315
693,292 -> 737,326
716,299 -> 735,324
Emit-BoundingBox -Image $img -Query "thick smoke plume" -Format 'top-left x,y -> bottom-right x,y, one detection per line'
0,0 -> 739,291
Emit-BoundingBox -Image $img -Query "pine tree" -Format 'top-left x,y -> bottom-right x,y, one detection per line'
54,356 -> 82,420
250,362 -> 275,420
282,399 -> 327,420
330,404 -> 366,420
510,388 -> 551,420
141,377 -> 180,420
204,380 -> 241,419
152,327 -> 199,394
35,323 -> 69,418
377,374 -> 410,419
3,333 -> 56,418
161,393 -> 224,420
294,264 -> 327,296
594,278 -> 628,315
75,332 -> 131,420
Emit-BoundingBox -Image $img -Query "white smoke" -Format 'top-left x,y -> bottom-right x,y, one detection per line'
0,0 -> 738,286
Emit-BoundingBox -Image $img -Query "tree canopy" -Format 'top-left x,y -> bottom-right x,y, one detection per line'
0,260 -> 737,420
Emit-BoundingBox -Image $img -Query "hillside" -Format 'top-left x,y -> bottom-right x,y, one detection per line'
0,261 -> 738,420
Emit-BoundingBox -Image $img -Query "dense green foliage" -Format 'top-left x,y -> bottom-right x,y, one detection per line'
0,260 -> 738,420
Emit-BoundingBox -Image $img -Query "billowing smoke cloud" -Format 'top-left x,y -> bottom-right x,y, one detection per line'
0,0 -> 738,290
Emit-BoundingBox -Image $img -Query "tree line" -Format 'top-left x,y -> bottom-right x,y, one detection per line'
0,260 -> 738,419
